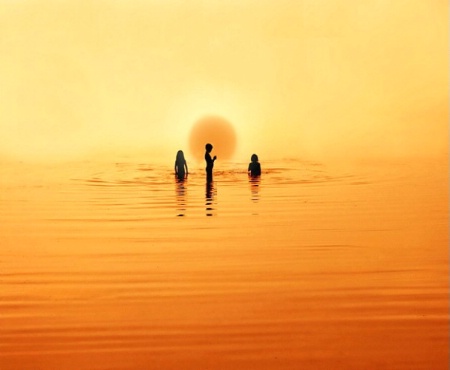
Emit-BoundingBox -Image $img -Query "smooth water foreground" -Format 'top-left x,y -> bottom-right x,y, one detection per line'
0,158 -> 448,369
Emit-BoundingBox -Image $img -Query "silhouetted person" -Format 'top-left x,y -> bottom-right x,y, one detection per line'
205,143 -> 216,182
248,154 -> 261,177
174,150 -> 188,180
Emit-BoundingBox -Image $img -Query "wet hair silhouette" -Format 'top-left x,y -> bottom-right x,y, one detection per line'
174,150 -> 188,180
248,153 -> 261,177
205,143 -> 216,182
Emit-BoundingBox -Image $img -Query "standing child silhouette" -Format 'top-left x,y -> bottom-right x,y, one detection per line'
174,150 -> 188,180
248,154 -> 261,177
205,143 -> 216,182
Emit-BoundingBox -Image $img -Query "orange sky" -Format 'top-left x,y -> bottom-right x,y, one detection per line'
0,0 -> 447,162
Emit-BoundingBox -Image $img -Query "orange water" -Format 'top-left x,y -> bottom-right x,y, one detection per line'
1,158 -> 448,369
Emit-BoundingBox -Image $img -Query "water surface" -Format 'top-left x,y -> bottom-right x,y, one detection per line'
0,158 -> 448,369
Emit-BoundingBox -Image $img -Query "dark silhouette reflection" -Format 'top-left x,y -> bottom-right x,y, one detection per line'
175,177 -> 187,217
249,175 -> 261,202
205,180 -> 216,217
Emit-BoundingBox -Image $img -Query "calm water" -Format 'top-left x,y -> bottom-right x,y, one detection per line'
0,158 -> 448,369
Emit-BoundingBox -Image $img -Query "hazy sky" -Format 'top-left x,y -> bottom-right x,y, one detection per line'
0,0 -> 447,162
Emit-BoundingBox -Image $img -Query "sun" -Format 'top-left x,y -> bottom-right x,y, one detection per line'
189,115 -> 237,162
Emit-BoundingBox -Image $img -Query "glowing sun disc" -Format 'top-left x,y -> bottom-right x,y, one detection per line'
189,116 -> 237,162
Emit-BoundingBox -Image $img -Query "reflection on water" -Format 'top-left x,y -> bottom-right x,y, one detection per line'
0,159 -> 448,370
205,180 -> 216,217
175,177 -> 187,217
249,175 -> 260,202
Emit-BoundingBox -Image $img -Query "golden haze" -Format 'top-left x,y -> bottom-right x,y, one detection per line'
0,0 -> 447,163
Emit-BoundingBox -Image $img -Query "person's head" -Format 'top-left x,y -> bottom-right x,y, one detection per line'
251,154 -> 258,162
176,150 -> 185,161
205,143 -> 213,153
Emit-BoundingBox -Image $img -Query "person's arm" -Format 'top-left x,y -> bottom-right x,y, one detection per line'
185,161 -> 188,176
174,161 -> 177,174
